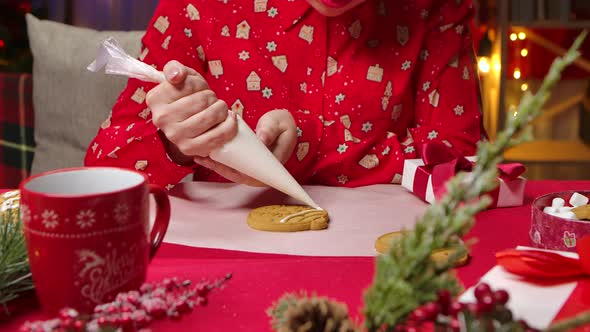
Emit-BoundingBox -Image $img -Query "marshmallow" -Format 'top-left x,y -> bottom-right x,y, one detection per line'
558,206 -> 573,213
569,192 -> 589,207
545,210 -> 577,220
558,211 -> 577,220
551,197 -> 565,209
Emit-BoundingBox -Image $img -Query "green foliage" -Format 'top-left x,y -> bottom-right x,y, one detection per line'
362,31 -> 588,332
0,205 -> 33,315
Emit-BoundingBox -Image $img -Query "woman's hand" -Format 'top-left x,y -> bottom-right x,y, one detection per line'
194,109 -> 298,186
146,60 -> 238,165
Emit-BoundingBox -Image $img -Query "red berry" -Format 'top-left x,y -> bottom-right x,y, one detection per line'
476,294 -> 495,314
449,301 -> 464,316
163,278 -> 175,290
140,283 -> 153,294
196,284 -> 209,297
449,318 -> 461,332
60,318 -> 74,328
405,327 -> 418,332
73,320 -> 85,331
437,290 -> 451,306
410,308 -> 427,322
97,317 -> 108,327
197,296 -> 208,306
177,300 -> 192,314
108,316 -> 120,325
466,303 -> 478,314
422,302 -> 440,321
149,307 -> 167,319
494,290 -> 510,305
152,287 -> 166,298
59,308 -> 79,321
474,283 -> 492,301
106,304 -> 119,314
168,310 -> 182,321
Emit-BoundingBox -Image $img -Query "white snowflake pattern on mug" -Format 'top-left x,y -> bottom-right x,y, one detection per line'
41,209 -> 59,229
113,203 -> 130,225
76,209 -> 96,229
20,204 -> 31,224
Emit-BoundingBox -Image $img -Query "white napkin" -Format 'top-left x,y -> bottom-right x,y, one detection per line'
459,246 -> 578,329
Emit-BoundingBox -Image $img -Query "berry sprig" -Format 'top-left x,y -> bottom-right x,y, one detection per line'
20,274 -> 232,332
396,284 -> 539,332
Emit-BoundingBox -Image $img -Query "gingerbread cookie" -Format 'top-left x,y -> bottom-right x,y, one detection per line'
375,231 -> 469,266
572,204 -> 590,220
0,190 -> 20,211
247,205 -> 329,232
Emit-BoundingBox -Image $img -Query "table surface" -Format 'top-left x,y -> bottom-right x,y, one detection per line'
2,180 -> 590,332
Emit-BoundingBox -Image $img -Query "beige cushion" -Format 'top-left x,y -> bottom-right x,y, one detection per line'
26,14 -> 144,174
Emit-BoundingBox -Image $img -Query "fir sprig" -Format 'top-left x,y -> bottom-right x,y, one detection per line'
362,31 -> 587,331
0,204 -> 34,315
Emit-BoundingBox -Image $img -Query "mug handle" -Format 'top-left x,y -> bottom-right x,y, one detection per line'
148,184 -> 171,260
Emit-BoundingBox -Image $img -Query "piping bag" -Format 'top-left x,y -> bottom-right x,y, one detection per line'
87,38 -> 320,209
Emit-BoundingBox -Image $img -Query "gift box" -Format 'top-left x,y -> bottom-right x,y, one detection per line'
401,142 -> 526,208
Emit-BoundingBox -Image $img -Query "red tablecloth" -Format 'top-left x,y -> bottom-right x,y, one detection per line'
2,180 -> 589,331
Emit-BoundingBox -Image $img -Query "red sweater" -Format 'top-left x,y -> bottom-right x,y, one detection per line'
85,0 -> 483,189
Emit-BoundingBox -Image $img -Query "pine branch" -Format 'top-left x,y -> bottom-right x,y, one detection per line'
545,310 -> 590,332
0,202 -> 34,315
363,31 -> 587,331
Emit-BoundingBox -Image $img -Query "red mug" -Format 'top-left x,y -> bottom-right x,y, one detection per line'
20,167 -> 170,314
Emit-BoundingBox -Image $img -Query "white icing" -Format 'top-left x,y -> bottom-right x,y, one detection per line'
279,207 -> 325,223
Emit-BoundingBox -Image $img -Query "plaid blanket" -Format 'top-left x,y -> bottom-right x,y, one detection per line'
0,73 -> 34,189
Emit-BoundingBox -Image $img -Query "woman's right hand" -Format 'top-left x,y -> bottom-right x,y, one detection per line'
146,60 -> 237,165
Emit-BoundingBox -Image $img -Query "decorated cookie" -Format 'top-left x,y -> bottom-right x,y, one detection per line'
0,190 -> 19,209
0,190 -> 20,221
247,205 -> 329,232
374,231 -> 405,254
375,231 -> 469,266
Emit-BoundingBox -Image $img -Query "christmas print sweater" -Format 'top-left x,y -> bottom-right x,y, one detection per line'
85,0 -> 484,189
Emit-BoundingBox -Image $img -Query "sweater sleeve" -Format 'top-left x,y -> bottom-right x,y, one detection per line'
341,0 -> 483,187
84,0 -> 206,189
408,0 -> 483,157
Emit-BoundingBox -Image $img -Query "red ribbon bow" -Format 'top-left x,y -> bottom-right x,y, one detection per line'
413,142 -> 525,201
496,236 -> 590,280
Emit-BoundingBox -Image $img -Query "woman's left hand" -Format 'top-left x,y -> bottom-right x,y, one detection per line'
194,109 -> 298,186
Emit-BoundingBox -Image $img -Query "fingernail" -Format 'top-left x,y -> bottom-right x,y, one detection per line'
228,110 -> 237,119
164,65 -> 181,80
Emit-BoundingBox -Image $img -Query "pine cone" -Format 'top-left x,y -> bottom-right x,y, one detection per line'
279,296 -> 357,332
